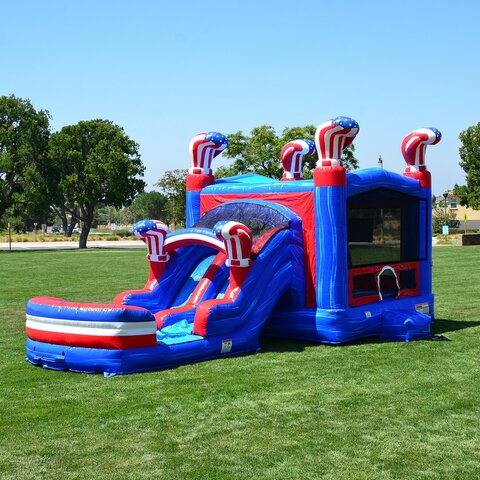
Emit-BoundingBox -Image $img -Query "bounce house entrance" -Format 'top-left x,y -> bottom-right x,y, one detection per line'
378,267 -> 399,300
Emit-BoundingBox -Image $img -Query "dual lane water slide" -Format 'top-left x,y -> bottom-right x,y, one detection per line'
26,201 -> 305,374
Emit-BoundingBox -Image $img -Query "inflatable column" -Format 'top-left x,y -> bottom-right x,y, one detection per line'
133,220 -> 170,289
280,139 -> 316,181
186,131 -> 229,227
401,127 -> 442,296
213,221 -> 253,292
314,116 -> 359,310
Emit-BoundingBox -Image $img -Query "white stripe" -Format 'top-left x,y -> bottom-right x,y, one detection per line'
327,125 -> 342,159
26,314 -> 156,337
232,236 -> 242,259
226,238 -> 234,259
165,233 -> 225,251
189,133 -> 206,166
292,151 -> 300,173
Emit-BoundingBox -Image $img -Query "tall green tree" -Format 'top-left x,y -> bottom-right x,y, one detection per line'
155,169 -> 187,228
129,191 -> 169,222
49,119 -> 145,248
454,122 -> 480,209
215,125 -> 359,179
0,95 -> 51,218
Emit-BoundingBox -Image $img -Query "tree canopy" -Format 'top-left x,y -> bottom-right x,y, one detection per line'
129,191 -> 169,222
453,122 -> 480,209
155,169 -> 187,228
0,95 -> 51,218
48,119 -> 145,247
215,125 -> 359,179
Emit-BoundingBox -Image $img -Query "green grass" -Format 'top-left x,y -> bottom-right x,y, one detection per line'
1,247 -> 479,479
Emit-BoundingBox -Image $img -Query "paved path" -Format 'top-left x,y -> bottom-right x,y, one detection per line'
0,240 -> 145,251
1,238 -> 454,251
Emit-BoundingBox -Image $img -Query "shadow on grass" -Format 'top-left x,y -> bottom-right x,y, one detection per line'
260,336 -> 318,353
259,318 -> 480,353
431,318 -> 480,335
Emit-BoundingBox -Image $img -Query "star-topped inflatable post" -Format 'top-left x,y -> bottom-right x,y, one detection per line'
213,220 -> 253,293
401,127 -> 441,295
132,220 -> 170,288
401,127 -> 441,188
186,131 -> 229,227
314,116 -> 359,186
280,139 -> 316,181
314,116 -> 360,311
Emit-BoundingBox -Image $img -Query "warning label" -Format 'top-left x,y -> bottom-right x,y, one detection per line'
221,339 -> 233,354
415,302 -> 430,315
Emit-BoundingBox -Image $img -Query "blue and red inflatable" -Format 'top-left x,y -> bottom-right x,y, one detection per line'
26,117 -> 441,374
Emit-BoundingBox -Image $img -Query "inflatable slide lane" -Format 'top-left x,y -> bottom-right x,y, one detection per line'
25,201 -> 305,374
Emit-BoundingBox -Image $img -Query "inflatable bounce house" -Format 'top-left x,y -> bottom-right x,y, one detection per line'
25,116 -> 442,374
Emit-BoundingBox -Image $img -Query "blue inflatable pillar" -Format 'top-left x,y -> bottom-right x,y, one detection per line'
186,174 -> 214,227
314,166 -> 348,310
313,116 -> 359,311
401,127 -> 442,298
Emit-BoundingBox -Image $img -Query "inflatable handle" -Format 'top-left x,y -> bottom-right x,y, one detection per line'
401,127 -> 441,173
189,131 -> 229,175
132,220 -> 170,262
213,221 -> 252,267
280,139 -> 316,181
315,116 -> 359,167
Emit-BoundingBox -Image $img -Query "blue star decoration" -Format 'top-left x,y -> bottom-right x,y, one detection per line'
206,131 -> 229,147
133,220 -> 157,234
303,139 -> 316,154
427,127 -> 442,142
332,116 -> 359,129
213,220 -> 230,239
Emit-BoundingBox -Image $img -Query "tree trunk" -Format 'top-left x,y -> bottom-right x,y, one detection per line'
58,206 -> 69,235
79,224 -> 89,249
67,206 -> 79,236
78,205 -> 94,249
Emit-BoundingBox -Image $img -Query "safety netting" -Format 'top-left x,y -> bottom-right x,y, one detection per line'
194,201 -> 291,241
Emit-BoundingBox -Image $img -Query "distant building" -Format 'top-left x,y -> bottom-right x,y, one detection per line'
440,192 -> 480,229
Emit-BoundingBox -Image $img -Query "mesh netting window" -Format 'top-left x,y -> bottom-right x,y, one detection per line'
195,202 -> 291,240
347,189 -> 425,268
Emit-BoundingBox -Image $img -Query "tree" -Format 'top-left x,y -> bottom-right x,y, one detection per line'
0,95 -> 51,218
129,191 -> 169,222
453,122 -> 480,209
432,202 -> 460,234
215,124 -> 359,180
51,203 -> 79,237
48,119 -> 145,248
1,202 -> 54,233
155,169 -> 187,228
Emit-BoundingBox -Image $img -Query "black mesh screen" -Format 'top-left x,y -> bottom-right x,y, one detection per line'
347,189 -> 425,268
195,201 -> 291,240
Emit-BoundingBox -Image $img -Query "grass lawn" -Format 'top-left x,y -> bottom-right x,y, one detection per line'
1,247 -> 479,479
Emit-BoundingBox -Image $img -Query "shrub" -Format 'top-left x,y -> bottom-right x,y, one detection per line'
115,229 -> 135,238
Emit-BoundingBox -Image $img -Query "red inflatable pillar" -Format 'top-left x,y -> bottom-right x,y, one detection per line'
186,131 -> 229,227
401,127 -> 441,189
132,220 -> 170,289
213,221 -> 253,292
280,139 -> 316,181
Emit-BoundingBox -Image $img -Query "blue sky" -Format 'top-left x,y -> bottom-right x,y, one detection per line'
2,0 -> 479,195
